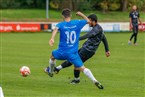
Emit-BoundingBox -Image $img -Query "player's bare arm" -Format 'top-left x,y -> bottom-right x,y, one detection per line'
76,11 -> 90,23
49,28 -> 58,46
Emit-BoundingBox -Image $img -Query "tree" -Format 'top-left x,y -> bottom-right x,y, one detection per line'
0,0 -> 145,11
63,0 -> 72,9
120,0 -> 128,11
100,0 -> 108,12
33,0 -> 37,8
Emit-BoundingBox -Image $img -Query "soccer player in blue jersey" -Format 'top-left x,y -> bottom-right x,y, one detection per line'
54,14 -> 110,84
45,8 -> 103,89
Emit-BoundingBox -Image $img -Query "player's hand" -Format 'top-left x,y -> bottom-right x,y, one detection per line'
49,38 -> 54,46
105,51 -> 110,57
76,11 -> 83,16
130,24 -> 133,29
76,11 -> 90,23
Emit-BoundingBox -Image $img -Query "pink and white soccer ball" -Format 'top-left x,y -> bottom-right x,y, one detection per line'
20,66 -> 30,77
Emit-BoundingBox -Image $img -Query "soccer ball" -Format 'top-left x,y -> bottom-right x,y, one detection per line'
20,66 -> 30,77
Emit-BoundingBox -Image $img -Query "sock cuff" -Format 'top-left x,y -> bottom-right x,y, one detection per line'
74,77 -> 80,80
49,59 -> 56,64
56,65 -> 62,70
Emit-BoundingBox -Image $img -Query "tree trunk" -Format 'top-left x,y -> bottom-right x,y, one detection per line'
72,0 -> 78,11
121,0 -> 128,12
33,0 -> 37,8
60,0 -> 73,10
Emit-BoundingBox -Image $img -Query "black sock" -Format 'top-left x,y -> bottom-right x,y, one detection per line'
74,70 -> 80,79
130,33 -> 135,41
61,61 -> 72,68
134,33 -> 138,44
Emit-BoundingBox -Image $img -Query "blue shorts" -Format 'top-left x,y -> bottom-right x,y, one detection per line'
52,49 -> 83,68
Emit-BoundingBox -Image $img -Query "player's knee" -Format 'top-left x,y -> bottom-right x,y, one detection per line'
50,55 -> 55,60
49,58 -> 56,64
75,65 -> 86,72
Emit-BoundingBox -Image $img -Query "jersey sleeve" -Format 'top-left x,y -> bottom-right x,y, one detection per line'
79,26 -> 102,40
129,12 -> 132,18
102,34 -> 109,52
78,20 -> 87,29
56,23 -> 61,30
138,12 -> 140,18
79,32 -> 92,40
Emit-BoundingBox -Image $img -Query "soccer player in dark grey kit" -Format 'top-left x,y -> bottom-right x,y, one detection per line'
128,5 -> 142,45
54,14 -> 110,84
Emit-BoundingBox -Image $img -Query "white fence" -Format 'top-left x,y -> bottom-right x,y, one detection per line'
52,22 -> 130,32
52,22 -> 145,32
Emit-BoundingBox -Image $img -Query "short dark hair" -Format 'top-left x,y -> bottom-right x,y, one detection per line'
88,14 -> 97,22
62,8 -> 71,18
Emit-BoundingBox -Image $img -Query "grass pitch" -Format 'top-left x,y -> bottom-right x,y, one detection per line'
0,32 -> 144,97
1,9 -> 145,22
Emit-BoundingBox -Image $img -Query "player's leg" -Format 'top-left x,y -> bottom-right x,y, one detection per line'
129,25 -> 136,44
54,48 -> 82,74
68,52 -> 96,83
54,61 -> 73,74
75,66 -> 103,89
54,60 -> 80,83
134,25 -> 138,45
71,48 -> 94,84
45,50 -> 64,77
129,33 -> 134,45
130,33 -> 135,41
69,53 -> 103,89
71,70 -> 80,84
45,55 -> 56,77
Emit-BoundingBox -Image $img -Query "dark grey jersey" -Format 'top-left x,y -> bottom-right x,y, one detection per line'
129,11 -> 140,25
79,24 -> 109,53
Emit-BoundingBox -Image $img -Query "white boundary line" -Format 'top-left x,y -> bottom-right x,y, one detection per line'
0,87 -> 4,97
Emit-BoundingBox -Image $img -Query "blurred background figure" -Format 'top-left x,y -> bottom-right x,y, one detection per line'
128,5 -> 142,46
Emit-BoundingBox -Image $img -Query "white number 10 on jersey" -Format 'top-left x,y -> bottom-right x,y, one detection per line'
65,31 -> 76,44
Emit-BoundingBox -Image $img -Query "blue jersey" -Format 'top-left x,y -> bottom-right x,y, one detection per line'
56,20 -> 87,53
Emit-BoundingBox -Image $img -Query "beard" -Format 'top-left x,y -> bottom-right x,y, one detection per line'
90,24 -> 93,27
